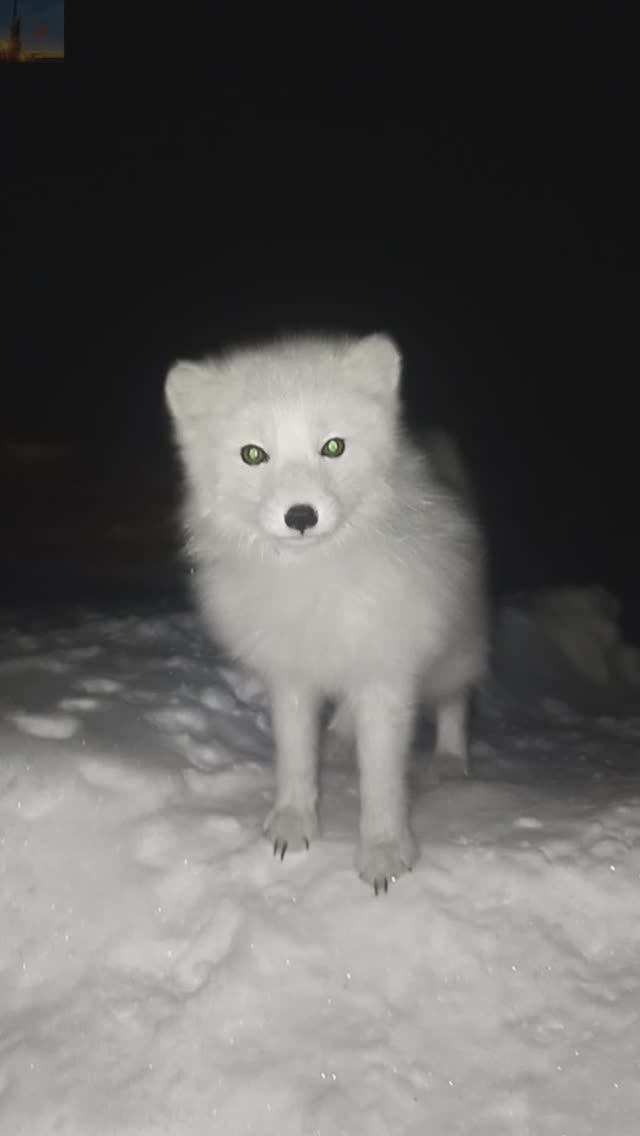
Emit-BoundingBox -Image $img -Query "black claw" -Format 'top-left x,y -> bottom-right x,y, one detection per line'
374,880 -> 379,897
384,877 -> 388,893
273,840 -> 278,856
304,837 -> 310,850
280,841 -> 287,861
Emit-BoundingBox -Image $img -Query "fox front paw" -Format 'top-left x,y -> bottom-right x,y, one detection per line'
264,805 -> 319,861
355,831 -> 418,895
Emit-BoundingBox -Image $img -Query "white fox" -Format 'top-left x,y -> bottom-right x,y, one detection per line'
166,333 -> 489,892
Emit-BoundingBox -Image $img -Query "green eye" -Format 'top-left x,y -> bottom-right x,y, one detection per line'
241,444 -> 269,465
320,437 -> 345,458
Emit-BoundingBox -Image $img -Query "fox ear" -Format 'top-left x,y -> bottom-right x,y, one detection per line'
343,333 -> 402,398
165,360 -> 216,422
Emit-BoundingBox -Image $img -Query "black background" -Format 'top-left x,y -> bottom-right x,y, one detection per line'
1,15 -> 638,634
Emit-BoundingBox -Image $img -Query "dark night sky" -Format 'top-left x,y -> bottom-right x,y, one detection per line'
2,32 -> 638,633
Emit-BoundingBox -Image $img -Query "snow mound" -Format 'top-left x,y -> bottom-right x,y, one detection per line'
529,587 -> 640,687
493,588 -> 640,721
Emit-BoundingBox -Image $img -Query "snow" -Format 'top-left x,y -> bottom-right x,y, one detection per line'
1,588 -> 639,1135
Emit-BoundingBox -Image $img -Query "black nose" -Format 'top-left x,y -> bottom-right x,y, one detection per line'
284,503 -> 319,534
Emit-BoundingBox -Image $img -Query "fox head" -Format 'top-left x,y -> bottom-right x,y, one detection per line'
166,333 -> 404,552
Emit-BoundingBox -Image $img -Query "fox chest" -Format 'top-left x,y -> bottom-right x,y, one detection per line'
201,556 -> 396,686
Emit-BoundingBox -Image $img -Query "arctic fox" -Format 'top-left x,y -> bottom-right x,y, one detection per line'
166,333 -> 488,893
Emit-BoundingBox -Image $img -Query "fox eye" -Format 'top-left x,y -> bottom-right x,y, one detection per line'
241,444 -> 269,465
320,437 -> 345,458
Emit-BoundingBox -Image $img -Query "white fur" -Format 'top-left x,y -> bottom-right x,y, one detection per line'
166,333 -> 489,891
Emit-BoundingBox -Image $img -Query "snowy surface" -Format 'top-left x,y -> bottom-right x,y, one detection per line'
1,587 -> 639,1135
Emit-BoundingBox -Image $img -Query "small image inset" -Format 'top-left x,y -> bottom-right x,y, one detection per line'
0,1 -> 64,63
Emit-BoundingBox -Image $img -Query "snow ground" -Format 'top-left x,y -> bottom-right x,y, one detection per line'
1,587 -> 639,1135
